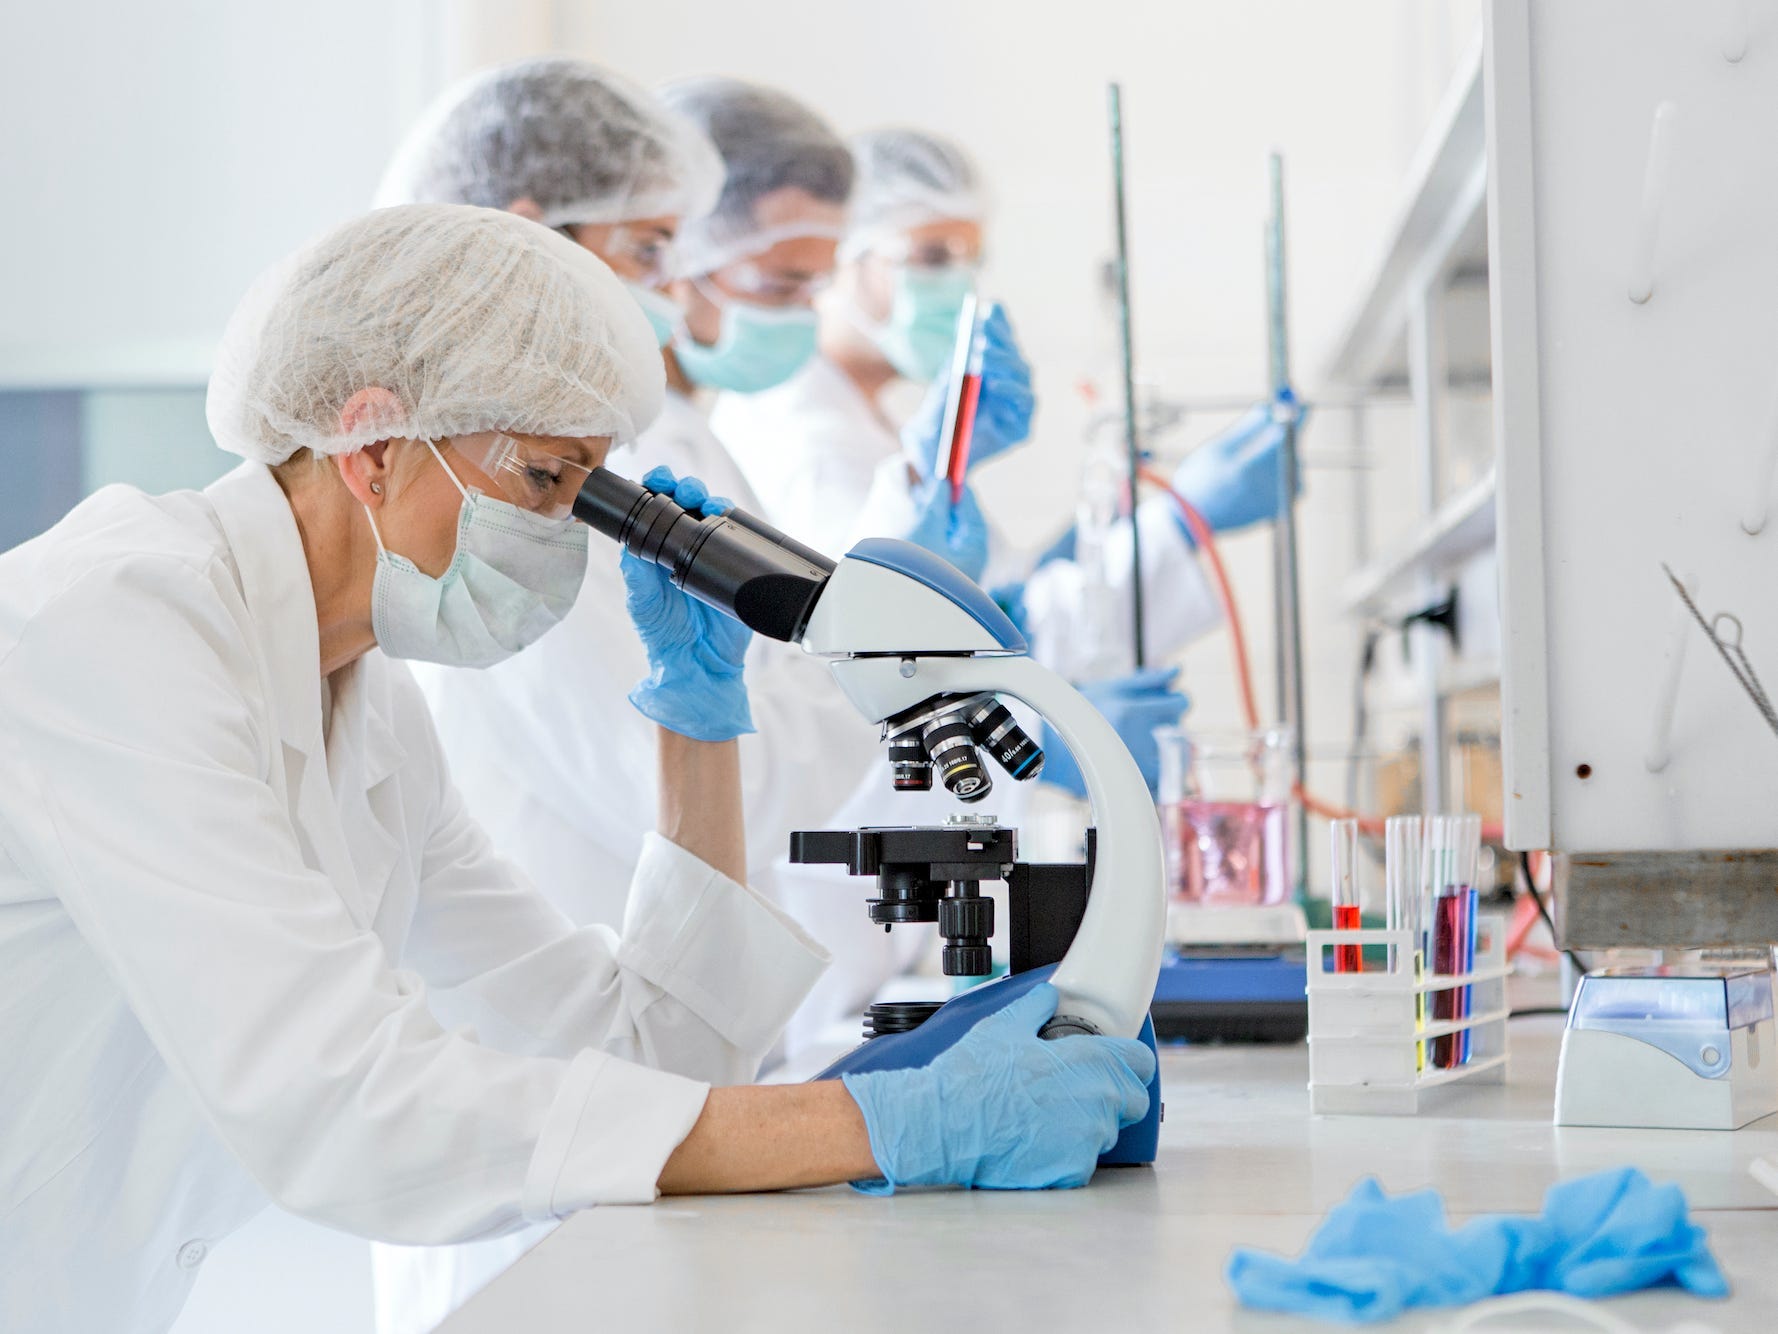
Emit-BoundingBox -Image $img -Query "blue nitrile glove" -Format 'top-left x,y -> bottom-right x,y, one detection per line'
1225,1168 -> 1730,1325
901,480 -> 990,583
622,467 -> 754,742
902,302 -> 1036,481
1171,392 -> 1306,536
840,982 -> 1155,1194
1038,667 -> 1189,799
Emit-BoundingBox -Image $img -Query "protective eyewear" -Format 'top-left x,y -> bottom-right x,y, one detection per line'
871,234 -> 982,273
455,434 -> 595,522
711,258 -> 833,307
604,224 -> 678,286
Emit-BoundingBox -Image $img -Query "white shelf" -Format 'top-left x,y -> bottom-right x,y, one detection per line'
1339,469 -> 1496,615
1321,37 -> 1488,389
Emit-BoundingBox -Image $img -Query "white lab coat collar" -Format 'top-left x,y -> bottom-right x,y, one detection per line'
204,461 -> 406,928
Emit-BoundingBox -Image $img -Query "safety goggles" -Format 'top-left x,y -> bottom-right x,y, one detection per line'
868,234 -> 982,273
709,257 -> 834,307
602,224 -> 678,287
452,433 -> 595,522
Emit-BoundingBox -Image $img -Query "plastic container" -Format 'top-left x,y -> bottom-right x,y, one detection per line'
1155,727 -> 1293,906
1306,914 -> 1510,1114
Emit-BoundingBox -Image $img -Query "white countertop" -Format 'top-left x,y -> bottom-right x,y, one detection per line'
441,1018 -> 1778,1333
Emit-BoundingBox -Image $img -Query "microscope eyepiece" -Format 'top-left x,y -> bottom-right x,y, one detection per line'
573,468 -> 834,643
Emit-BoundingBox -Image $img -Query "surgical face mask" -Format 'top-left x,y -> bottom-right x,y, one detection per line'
366,441 -> 589,669
626,281 -> 682,348
867,265 -> 975,383
674,279 -> 818,393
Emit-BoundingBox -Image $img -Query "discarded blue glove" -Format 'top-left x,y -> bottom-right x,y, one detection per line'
903,302 -> 1035,481
901,480 -> 990,583
1172,393 -> 1304,536
841,982 -> 1155,1194
1226,1168 -> 1729,1324
1038,667 -> 1188,799
623,466 -> 754,742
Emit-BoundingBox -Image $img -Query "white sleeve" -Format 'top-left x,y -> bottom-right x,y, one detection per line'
1021,494 -> 1222,679
405,725 -> 832,1086
0,560 -> 811,1243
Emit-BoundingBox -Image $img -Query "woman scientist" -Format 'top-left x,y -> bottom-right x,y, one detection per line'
0,204 -> 1153,1334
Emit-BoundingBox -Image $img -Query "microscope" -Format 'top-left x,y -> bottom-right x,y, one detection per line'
575,470 -> 1165,1165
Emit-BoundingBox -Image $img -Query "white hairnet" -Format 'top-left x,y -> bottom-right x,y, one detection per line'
841,127 -> 986,259
658,78 -> 852,276
374,57 -> 723,229
207,203 -> 665,464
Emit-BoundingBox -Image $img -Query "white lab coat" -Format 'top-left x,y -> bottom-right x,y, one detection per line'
0,462 -> 828,1334
711,355 -> 1225,678
381,391 -> 917,1332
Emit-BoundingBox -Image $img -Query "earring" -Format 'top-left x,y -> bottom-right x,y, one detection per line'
370,482 -> 383,495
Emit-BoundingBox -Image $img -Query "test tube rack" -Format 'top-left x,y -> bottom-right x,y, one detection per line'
1305,915 -> 1510,1115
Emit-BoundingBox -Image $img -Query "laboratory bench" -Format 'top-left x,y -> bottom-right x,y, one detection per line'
441,1017 -> 1778,1333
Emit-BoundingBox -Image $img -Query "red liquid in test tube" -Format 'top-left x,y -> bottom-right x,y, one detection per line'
1330,819 -> 1363,973
1333,904 -> 1363,970
947,371 -> 983,506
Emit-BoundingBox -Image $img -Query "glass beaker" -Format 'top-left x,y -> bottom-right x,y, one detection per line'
1154,727 -> 1294,906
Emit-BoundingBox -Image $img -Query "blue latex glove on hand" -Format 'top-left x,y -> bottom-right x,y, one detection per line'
841,982 -> 1155,1193
1171,394 -> 1304,536
1226,1168 -> 1730,1324
902,480 -> 990,583
622,467 -> 754,742
902,302 -> 1036,482
1039,667 -> 1189,799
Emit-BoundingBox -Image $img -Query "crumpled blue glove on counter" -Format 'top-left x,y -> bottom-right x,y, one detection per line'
1225,1168 -> 1729,1324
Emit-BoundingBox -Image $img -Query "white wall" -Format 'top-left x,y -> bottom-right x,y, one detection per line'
0,0 -> 439,387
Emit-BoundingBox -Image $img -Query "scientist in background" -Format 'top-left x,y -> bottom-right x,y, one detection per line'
0,204 -> 1154,1334
713,127 -> 1297,791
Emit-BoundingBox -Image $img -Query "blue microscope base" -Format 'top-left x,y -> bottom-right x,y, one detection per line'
810,964 -> 1162,1167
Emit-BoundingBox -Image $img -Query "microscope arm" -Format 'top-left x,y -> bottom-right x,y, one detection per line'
825,652 -> 1166,1040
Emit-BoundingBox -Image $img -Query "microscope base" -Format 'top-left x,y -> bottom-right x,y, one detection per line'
810,963 -> 1163,1167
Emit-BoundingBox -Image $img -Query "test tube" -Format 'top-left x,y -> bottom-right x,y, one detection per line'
1458,813 -> 1482,1064
1427,815 -> 1464,1069
1415,816 -> 1442,1070
1384,816 -> 1423,978
1331,818 -> 1362,973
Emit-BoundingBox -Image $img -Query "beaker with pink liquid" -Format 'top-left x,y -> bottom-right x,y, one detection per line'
1154,727 -> 1294,906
